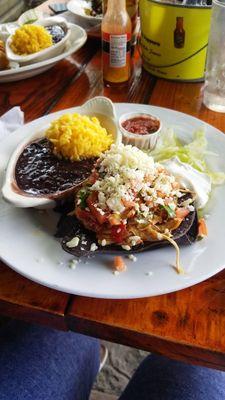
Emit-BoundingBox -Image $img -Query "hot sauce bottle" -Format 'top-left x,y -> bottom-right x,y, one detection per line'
102,0 -> 132,86
174,17 -> 185,49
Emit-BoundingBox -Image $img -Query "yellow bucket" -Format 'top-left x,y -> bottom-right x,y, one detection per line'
139,0 -> 212,81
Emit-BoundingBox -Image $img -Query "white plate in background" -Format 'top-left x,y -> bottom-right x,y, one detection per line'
0,23 -> 87,83
67,0 -> 102,25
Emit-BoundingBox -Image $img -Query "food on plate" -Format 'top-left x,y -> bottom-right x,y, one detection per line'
14,113 -> 113,197
10,25 -> 53,55
46,113 -> 113,161
161,157 -> 211,209
119,112 -> 161,151
84,0 -> 102,16
45,25 -> 66,44
15,138 -> 96,196
198,218 -> 208,239
59,144 -> 199,272
121,115 -> 160,135
150,128 -> 225,185
114,256 -> 127,272
0,40 -> 9,70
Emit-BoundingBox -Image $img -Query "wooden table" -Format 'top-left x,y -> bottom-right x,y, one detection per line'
0,0 -> 225,372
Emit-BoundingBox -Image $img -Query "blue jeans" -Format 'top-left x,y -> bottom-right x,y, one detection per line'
0,320 -> 100,400
119,354 -> 225,400
0,320 -> 225,400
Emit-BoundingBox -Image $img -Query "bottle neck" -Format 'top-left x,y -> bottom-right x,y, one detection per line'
106,0 -> 126,12
176,17 -> 183,30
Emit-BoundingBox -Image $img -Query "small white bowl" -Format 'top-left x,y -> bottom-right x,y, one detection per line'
119,112 -> 162,150
5,18 -> 71,65
67,0 -> 102,26
2,97 -> 120,209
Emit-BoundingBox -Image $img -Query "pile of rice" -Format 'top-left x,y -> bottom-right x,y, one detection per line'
10,25 -> 53,55
45,113 -> 114,161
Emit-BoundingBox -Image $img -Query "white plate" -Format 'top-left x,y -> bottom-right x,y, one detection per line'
0,23 -> 87,83
0,104 -> 225,299
67,0 -> 102,25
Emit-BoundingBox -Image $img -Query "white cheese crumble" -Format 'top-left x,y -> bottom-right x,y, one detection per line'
113,270 -> 120,276
128,254 -> 137,262
90,243 -> 98,252
66,237 -> 80,248
69,259 -> 78,269
121,244 -> 131,251
86,144 -> 185,226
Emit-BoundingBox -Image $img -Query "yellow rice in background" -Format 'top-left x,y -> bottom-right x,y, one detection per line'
10,25 -> 53,55
46,113 -> 113,161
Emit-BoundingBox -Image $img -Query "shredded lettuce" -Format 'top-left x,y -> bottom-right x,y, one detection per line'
149,129 -> 225,185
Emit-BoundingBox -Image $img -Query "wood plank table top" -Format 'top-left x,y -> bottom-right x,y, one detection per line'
0,0 -> 225,371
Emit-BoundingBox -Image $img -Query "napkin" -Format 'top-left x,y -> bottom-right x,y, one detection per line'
0,107 -> 24,142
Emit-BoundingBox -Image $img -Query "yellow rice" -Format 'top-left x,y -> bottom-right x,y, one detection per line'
10,25 -> 53,55
45,113 -> 114,161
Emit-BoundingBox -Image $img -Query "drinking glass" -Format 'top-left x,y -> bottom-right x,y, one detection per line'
203,0 -> 225,112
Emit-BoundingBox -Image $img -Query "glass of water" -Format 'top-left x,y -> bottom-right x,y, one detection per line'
203,0 -> 225,112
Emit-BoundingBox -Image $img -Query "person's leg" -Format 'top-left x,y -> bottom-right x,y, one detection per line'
119,354 -> 225,400
0,319 -> 100,400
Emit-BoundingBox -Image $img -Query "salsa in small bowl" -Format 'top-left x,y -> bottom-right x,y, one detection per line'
119,112 -> 162,150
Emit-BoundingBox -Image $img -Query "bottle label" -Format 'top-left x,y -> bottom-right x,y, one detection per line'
102,32 -> 131,68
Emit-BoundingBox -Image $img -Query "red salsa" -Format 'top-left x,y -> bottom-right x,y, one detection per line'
122,116 -> 160,135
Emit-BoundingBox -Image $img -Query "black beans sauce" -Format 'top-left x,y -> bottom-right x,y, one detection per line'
15,138 -> 96,196
45,25 -> 65,44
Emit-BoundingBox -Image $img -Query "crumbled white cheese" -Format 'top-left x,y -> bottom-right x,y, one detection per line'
128,254 -> 137,262
90,243 -> 98,252
121,244 -> 131,251
66,237 -> 80,248
128,236 -> 141,246
113,270 -> 120,276
69,259 -> 78,269
101,239 -> 107,246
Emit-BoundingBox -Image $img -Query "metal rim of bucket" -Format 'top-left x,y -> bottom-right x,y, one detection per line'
147,0 -> 211,9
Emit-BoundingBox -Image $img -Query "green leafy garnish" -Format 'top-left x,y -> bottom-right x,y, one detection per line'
79,189 -> 89,209
161,205 -> 175,218
24,18 -> 38,24
149,129 -> 225,185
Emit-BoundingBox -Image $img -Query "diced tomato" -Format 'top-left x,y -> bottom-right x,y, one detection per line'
75,207 -> 100,232
87,192 -> 108,225
75,207 -> 91,221
111,223 -> 127,244
88,171 -> 99,184
114,256 -> 126,272
122,199 -> 136,208
108,214 -> 121,226
198,218 -> 208,237
175,208 -> 190,219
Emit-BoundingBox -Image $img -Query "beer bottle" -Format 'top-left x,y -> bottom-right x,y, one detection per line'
174,17 -> 185,49
102,0 -> 132,86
